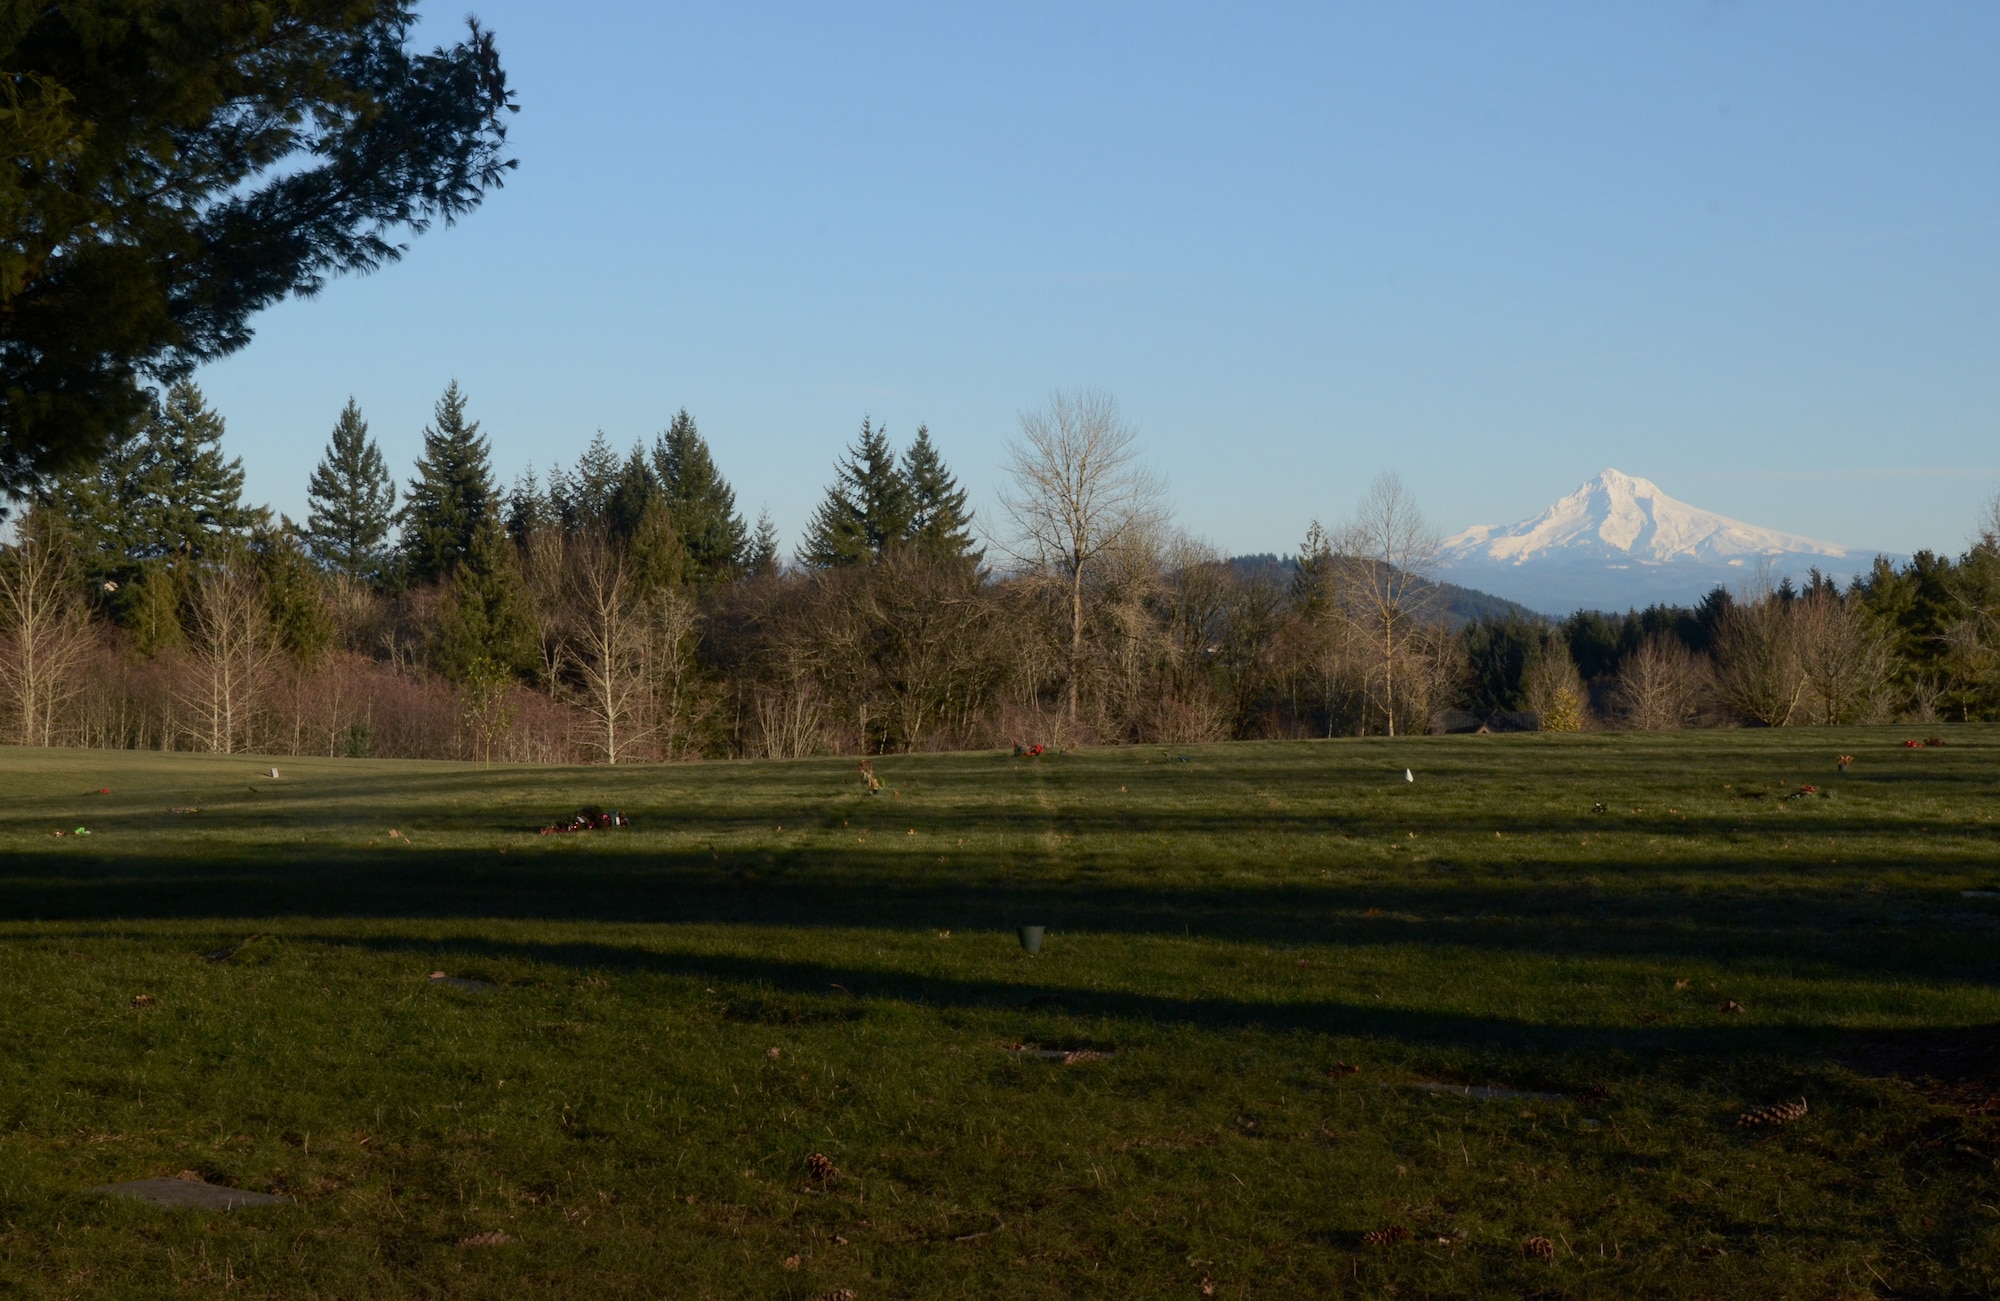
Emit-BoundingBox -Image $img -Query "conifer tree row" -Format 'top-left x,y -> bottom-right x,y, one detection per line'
801,418 -> 977,567
41,381 -> 262,642
514,411 -> 746,580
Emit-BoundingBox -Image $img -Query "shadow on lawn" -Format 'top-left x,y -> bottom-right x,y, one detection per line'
294,926 -> 1829,1064
5,845 -> 1997,987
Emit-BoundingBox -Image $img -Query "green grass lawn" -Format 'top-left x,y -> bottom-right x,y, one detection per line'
3,729 -> 1999,1298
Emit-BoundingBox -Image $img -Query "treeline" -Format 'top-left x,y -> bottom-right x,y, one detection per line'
2,381 -> 1996,761
1462,548 -> 2000,730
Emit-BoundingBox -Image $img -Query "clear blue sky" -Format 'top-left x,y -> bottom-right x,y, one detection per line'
201,1 -> 2000,558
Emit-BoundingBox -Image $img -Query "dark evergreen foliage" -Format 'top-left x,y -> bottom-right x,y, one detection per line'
901,425 -> 980,562
746,510 -> 781,578
1459,615 -> 1544,712
0,4 -> 517,494
258,520 -> 335,664
41,380 -> 259,614
505,468 -> 551,548
624,494 -> 688,594
434,512 -> 536,682
551,431 -> 623,534
800,418 -> 914,568
605,447 -> 658,546
652,410 -> 747,582
400,382 -> 497,585
304,399 -> 397,585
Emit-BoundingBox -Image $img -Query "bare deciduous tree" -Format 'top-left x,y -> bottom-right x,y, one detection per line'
562,530 -> 654,764
0,508 -> 91,745
643,582 -> 707,759
1613,636 -> 1710,729
182,556 -> 276,753
1794,591 -> 1892,724
1332,474 -> 1443,736
998,388 -> 1166,728
1714,589 -> 1805,727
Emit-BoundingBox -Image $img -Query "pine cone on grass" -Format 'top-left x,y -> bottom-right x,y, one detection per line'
1737,1097 -> 1808,1128
1362,1225 -> 1411,1246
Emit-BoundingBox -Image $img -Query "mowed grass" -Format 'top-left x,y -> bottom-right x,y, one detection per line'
2,731 -> 1999,1298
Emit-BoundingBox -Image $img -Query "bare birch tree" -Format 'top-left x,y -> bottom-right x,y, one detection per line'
1333,474 -> 1443,736
0,507 -> 91,746
182,556 -> 276,752
998,388 -> 1166,728
563,530 -> 654,763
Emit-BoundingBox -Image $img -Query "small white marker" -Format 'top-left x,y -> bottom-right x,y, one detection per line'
1405,768 -> 1414,783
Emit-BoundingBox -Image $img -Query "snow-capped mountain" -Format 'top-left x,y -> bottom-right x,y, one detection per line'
1438,469 -> 1893,614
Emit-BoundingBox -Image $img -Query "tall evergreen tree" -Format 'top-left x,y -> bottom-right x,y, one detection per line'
40,418 -> 153,588
304,398 -> 396,584
746,509 -> 781,579
505,468 -> 551,548
434,512 -> 537,683
400,382 -> 497,585
901,424 -> 979,562
652,410 -> 747,582
625,493 -> 688,594
40,380 -> 258,631
800,417 -> 912,567
605,446 -> 660,545
551,430 -> 623,534
135,380 -> 260,563
257,520 -> 334,664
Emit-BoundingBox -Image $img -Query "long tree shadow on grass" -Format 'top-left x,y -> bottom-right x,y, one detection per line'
286,927 -> 1898,1074
6,845 -> 1998,988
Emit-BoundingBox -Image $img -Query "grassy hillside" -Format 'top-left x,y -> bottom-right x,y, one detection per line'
2,731 -> 1997,1297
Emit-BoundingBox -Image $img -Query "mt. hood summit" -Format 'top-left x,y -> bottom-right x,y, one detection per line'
1438,469 -> 1891,613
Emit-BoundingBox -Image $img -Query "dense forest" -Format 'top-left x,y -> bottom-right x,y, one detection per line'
2,382 -> 1996,762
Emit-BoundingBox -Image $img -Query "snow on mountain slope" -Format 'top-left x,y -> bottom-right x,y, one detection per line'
1441,469 -> 1854,565
1438,470 -> 1888,613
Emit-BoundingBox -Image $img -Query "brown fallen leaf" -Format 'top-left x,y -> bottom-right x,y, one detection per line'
766,1047 -> 782,1060
130,994 -> 155,1009
1720,1000 -> 1745,1014
783,1254 -> 802,1271
1328,1061 -> 1362,1076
